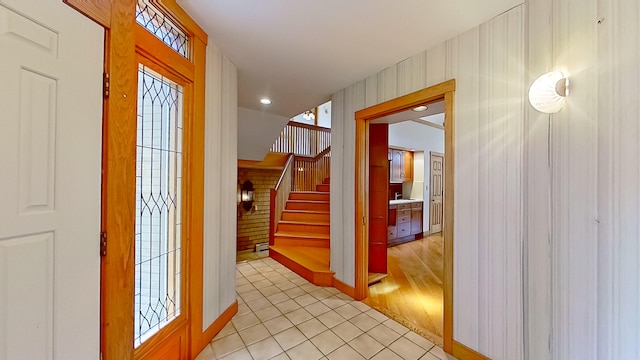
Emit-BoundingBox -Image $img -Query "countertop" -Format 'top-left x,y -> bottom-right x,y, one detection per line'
389,199 -> 423,205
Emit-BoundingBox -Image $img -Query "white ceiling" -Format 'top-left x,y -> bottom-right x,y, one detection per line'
178,0 -> 522,118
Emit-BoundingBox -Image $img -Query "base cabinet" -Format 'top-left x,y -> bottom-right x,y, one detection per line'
388,201 -> 423,247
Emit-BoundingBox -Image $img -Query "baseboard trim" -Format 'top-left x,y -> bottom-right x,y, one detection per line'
194,301 -> 238,356
332,277 -> 357,299
452,340 -> 491,360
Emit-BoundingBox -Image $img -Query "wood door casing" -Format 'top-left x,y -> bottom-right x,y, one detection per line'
354,79 -> 456,354
369,124 -> 389,274
429,152 -> 444,233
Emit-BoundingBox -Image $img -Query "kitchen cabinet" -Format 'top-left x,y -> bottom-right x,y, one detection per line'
389,148 -> 413,183
403,151 -> 413,182
388,200 -> 423,247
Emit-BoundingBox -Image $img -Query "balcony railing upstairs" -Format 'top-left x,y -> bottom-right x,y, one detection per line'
271,121 -> 331,157
270,121 -> 331,192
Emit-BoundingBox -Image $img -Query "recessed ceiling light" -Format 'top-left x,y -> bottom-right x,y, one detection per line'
412,105 -> 428,112
260,98 -> 272,105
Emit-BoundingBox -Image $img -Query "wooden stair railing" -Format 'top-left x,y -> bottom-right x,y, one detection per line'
271,121 -> 331,157
269,153 -> 294,246
293,146 -> 331,192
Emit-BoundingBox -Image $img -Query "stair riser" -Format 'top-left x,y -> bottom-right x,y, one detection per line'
286,202 -> 330,211
274,237 -> 329,247
315,184 -> 330,192
289,193 -> 330,201
277,223 -> 329,234
282,212 -> 330,222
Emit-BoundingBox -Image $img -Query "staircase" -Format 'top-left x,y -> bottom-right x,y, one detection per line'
270,178 -> 333,286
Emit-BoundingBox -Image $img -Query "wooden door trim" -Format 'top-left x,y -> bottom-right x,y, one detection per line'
354,79 -> 455,353
65,0 -> 209,358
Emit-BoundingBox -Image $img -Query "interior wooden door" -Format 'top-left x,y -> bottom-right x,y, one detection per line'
429,152 -> 444,233
368,124 -> 389,274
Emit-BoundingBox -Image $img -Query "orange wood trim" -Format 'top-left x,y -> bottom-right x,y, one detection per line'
134,25 -> 195,81
187,35 -> 207,359
63,0 -> 111,28
100,1 -> 137,359
274,154 -> 295,191
269,188 -> 276,246
355,80 -> 455,121
354,117 -> 368,300
442,91 -> 455,353
354,80 -> 456,353
199,300 -> 238,348
294,146 -> 332,162
134,318 -> 189,359
284,120 -> 332,132
332,277 -> 357,300
452,340 -> 491,360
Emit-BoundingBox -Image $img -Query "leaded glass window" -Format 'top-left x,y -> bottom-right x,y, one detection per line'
134,64 -> 183,347
136,0 -> 189,58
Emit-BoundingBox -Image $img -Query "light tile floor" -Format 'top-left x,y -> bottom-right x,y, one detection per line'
196,257 -> 457,360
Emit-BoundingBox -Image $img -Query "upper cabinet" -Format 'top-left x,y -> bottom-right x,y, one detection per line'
403,151 -> 413,182
389,148 -> 413,183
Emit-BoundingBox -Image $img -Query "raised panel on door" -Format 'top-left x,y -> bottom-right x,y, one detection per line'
369,124 -> 388,274
0,1 -> 103,359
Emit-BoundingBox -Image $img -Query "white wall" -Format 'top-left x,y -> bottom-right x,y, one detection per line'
202,43 -> 238,329
331,6 -> 525,359
388,121 -> 445,231
237,107 -> 289,161
593,0 -> 640,359
332,0 -> 640,359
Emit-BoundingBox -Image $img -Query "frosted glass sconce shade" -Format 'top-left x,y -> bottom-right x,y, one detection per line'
528,71 -> 569,113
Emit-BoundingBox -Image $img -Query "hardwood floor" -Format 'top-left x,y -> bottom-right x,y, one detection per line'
364,233 -> 444,345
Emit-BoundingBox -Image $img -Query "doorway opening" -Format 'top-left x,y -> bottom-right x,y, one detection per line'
366,103 -> 446,344
354,80 -> 455,352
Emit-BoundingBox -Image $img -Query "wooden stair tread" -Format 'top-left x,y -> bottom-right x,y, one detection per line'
270,246 -> 332,272
284,209 -> 330,214
278,220 -> 330,225
274,231 -> 330,239
287,199 -> 329,204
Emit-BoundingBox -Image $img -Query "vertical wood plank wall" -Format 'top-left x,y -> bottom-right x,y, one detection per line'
596,0 -> 640,359
549,0 -> 599,359
331,6 -> 525,359
202,43 -> 238,329
332,0 -> 640,359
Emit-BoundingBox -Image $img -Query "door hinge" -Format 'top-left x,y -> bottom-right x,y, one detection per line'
103,72 -> 110,98
100,232 -> 107,257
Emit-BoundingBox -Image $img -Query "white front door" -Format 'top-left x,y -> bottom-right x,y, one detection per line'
0,0 -> 103,359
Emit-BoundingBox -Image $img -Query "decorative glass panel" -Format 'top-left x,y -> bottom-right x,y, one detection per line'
134,64 -> 183,347
136,0 -> 189,58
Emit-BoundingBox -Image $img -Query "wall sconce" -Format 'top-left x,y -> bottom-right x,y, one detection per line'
528,71 -> 569,113
240,180 -> 254,211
